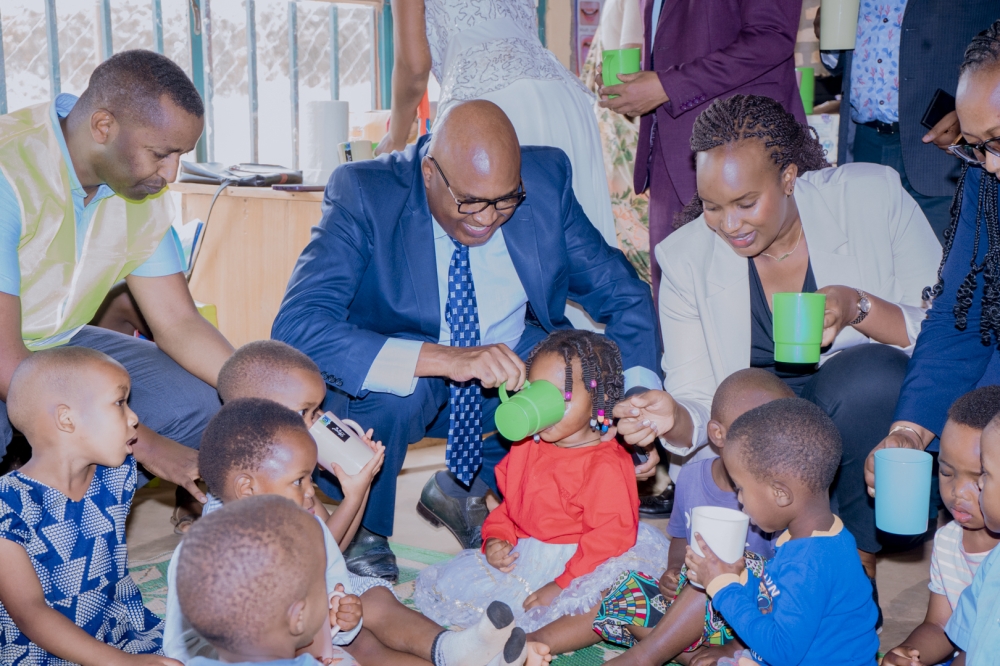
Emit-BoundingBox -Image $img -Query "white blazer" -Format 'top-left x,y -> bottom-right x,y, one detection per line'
655,163 -> 943,456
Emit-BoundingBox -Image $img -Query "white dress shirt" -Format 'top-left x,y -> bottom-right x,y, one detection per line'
362,219 -> 658,397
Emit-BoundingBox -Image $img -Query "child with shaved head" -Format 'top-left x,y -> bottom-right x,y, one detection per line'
175,495 -> 339,665
166,399 -> 538,666
0,347 -> 178,665
216,340 -> 384,552
686,398 -> 879,664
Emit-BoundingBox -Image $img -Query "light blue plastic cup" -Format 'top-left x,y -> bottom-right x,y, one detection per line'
874,448 -> 932,535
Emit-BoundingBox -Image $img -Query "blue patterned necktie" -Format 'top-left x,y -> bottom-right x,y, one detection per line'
446,238 -> 482,484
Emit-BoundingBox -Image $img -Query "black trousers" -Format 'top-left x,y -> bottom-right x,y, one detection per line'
798,344 -> 910,553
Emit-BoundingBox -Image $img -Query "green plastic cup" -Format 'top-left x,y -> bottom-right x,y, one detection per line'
772,292 -> 827,364
602,48 -> 642,98
495,380 -> 565,442
796,66 -> 815,115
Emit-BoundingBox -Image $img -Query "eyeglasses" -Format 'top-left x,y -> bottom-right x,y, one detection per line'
948,136 -> 1000,166
427,155 -> 526,215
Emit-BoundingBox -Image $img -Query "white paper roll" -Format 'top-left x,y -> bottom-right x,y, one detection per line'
302,100 -> 350,185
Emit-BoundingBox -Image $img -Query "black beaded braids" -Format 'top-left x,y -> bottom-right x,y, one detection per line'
526,330 -> 624,430
924,20 -> 1000,347
676,94 -> 831,227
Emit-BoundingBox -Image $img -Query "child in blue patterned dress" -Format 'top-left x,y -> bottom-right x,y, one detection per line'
0,347 -> 178,665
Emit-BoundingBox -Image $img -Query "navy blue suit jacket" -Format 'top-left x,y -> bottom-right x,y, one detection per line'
894,167 -> 1000,437
272,135 -> 661,399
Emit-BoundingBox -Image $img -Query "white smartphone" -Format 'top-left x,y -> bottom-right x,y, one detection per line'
309,412 -> 375,477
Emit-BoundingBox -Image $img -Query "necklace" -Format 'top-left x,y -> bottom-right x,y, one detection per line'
760,223 -> 803,262
559,436 -> 603,449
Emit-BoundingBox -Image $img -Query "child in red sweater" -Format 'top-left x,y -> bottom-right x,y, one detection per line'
415,331 -> 670,632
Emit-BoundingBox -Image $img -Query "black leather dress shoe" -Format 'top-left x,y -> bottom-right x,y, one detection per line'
638,484 -> 674,518
417,472 -> 489,550
344,527 -> 398,582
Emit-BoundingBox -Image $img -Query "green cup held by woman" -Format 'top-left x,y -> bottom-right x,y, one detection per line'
602,48 -> 642,98
772,292 -> 827,364
495,379 -> 566,441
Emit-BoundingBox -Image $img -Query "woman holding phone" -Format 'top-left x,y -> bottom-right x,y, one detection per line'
865,25 -> 1000,503
613,94 -> 941,588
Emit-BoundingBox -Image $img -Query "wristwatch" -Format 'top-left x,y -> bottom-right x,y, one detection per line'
849,289 -> 871,326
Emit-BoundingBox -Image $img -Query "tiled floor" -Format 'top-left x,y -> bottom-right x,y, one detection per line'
125,441 -> 933,656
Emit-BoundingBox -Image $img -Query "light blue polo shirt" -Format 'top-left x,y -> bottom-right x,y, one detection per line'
946,544 -> 1000,665
0,94 -> 185,298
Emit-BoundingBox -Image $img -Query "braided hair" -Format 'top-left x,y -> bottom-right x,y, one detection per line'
924,20 -> 1000,346
526,330 -> 625,430
676,94 -> 830,227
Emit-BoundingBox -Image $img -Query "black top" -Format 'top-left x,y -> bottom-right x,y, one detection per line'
749,258 -> 819,396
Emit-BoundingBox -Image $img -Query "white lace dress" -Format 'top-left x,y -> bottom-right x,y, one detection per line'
426,0 -> 617,249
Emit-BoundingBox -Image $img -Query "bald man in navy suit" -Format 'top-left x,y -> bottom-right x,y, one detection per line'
273,101 -> 662,581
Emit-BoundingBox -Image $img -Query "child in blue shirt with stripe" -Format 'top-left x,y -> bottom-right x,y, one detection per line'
944,410 -> 1000,666
685,398 -> 880,666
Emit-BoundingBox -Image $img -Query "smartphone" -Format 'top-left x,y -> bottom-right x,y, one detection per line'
272,184 -> 325,192
921,89 -> 956,131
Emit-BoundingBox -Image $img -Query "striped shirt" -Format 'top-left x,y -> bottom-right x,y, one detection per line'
929,520 -> 990,610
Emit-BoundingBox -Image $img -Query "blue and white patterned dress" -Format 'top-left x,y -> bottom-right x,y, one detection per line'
0,456 -> 164,664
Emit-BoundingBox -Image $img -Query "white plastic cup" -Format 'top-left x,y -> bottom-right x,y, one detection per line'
688,506 -> 750,589
690,506 -> 751,564
819,0 -> 861,50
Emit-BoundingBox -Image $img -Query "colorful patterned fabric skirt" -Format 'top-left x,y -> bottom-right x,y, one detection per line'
593,551 -> 768,650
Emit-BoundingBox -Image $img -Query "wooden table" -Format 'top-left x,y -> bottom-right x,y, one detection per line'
172,182 -> 323,347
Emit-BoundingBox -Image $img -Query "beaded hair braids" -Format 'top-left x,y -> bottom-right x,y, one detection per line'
675,94 -> 831,228
924,20 -> 1000,347
526,330 -> 625,433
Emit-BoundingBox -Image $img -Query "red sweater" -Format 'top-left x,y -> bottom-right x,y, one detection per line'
481,439 -> 640,588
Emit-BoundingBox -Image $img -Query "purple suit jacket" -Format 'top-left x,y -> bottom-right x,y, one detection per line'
635,0 -> 806,201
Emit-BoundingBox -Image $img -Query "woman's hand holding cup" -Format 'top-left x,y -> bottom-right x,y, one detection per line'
815,285 -> 858,347
864,422 -> 933,498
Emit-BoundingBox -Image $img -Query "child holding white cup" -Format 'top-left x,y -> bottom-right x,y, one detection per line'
686,398 -> 879,665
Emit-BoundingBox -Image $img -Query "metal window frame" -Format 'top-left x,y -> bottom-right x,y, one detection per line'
4,0 -> 389,165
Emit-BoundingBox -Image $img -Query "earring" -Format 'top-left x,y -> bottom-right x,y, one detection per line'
533,434 -> 541,443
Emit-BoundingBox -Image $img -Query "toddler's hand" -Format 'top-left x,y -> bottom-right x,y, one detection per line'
485,538 -> 518,572
329,584 -> 363,633
330,436 -> 386,501
684,535 -> 744,590
658,567 -> 682,600
883,646 -> 924,666
523,581 -> 562,611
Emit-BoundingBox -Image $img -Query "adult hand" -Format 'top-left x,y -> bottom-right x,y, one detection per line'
375,131 -> 407,156
417,343 -> 526,390
922,111 -> 961,152
523,581 -> 562,611
865,422 -> 932,497
815,285 -> 858,347
684,535 -> 745,589
131,426 -> 207,503
598,71 -> 669,117
485,537 -> 518,572
883,646 -> 924,666
614,390 -> 677,448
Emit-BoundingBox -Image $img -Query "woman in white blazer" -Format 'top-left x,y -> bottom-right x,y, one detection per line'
614,95 -> 942,572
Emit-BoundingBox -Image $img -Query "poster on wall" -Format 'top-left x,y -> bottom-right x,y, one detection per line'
575,0 -> 602,75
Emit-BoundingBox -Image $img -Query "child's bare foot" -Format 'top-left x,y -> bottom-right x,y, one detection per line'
525,642 -> 552,666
